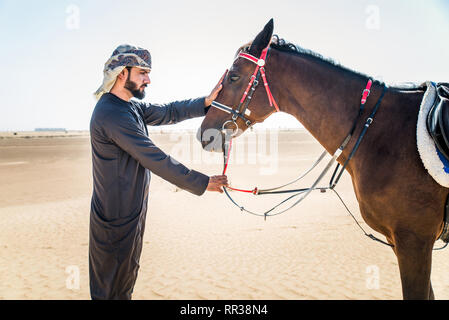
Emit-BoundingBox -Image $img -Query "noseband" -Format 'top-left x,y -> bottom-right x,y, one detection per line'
211,45 -> 280,136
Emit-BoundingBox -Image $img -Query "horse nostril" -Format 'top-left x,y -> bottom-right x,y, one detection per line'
199,127 -> 224,152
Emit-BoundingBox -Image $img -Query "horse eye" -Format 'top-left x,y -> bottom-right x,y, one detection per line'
230,75 -> 240,82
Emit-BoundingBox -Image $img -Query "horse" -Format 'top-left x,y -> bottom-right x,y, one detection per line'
198,19 -> 449,300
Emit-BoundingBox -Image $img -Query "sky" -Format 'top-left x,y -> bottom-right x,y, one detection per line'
0,0 -> 448,131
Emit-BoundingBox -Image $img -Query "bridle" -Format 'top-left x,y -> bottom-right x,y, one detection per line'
211,44 -> 280,136
208,42 -> 394,247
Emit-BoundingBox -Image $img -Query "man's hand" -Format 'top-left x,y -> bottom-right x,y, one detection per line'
204,70 -> 227,107
206,175 -> 229,193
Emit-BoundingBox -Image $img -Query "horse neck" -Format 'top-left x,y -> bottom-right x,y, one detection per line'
269,49 -> 374,154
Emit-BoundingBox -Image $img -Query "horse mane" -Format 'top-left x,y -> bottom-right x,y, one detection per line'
236,36 -> 416,88
269,35 -> 373,80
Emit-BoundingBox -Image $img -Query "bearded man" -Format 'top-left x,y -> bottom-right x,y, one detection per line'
89,44 -> 228,300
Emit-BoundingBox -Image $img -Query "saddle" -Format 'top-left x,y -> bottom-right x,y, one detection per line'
424,83 -> 449,243
426,83 -> 449,161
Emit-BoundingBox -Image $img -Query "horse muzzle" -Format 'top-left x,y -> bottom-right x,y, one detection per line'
196,126 -> 225,153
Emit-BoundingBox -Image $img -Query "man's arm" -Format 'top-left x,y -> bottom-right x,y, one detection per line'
137,71 -> 225,126
103,109 -> 210,195
137,97 -> 207,126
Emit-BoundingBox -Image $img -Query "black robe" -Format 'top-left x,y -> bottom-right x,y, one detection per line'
89,93 -> 210,299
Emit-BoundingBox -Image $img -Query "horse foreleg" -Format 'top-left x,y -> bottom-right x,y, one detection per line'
429,282 -> 435,300
392,231 -> 434,300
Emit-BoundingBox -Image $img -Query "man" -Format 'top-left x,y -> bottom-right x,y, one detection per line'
89,44 -> 228,300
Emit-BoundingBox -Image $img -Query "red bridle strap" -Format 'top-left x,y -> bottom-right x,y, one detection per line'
237,47 -> 280,112
239,67 -> 261,105
222,138 -> 259,194
260,67 -> 280,112
361,79 -> 373,104
220,46 -> 279,194
239,52 -> 260,64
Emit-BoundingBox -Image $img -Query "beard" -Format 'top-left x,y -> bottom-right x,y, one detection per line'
124,78 -> 146,100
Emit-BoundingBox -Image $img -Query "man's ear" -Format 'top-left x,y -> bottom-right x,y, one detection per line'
122,68 -> 128,80
117,67 -> 130,81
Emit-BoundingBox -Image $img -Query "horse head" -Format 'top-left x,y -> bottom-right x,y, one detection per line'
199,19 -> 278,152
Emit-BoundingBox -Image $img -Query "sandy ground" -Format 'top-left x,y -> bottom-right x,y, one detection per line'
1,129 -> 449,300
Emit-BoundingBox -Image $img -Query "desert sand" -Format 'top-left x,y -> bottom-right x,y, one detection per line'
1,128 -> 449,300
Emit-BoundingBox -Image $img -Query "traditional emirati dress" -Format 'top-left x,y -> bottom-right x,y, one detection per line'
89,45 -> 209,300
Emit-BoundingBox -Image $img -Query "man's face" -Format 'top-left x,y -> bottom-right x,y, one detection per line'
124,67 -> 151,100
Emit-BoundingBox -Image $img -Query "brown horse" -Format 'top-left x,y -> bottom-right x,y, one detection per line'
199,19 -> 448,300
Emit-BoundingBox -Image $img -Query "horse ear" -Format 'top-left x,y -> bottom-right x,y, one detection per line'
249,19 -> 274,56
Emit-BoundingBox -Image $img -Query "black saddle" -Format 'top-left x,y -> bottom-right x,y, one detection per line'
425,83 -> 449,244
427,83 -> 449,161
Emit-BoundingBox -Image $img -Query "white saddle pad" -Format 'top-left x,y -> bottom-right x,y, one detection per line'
416,81 -> 449,188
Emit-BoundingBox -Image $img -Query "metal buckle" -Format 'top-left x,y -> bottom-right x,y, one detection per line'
222,120 -> 239,137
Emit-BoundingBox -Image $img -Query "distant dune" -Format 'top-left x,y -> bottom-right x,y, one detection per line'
0,131 -> 89,139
